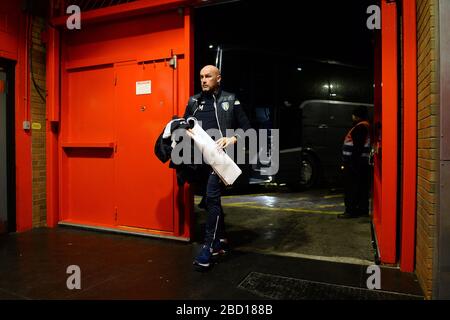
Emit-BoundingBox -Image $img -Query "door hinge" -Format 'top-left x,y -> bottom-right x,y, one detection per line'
114,207 -> 118,222
114,73 -> 117,86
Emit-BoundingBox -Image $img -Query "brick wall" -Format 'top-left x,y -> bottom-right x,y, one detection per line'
30,16 -> 47,228
416,0 -> 439,300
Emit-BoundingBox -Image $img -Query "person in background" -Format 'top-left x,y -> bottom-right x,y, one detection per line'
338,106 -> 371,219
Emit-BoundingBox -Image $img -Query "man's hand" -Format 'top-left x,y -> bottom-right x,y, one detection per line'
216,136 -> 237,149
185,129 -> 194,138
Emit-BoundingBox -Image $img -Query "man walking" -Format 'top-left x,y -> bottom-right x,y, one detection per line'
183,65 -> 251,268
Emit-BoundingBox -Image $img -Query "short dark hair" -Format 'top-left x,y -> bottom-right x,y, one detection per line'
353,106 -> 368,119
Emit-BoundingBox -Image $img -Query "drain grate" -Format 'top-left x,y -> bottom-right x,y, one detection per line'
238,272 -> 422,300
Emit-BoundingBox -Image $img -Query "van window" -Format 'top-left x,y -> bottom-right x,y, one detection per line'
328,103 -> 374,128
301,101 -> 329,126
300,101 -> 330,153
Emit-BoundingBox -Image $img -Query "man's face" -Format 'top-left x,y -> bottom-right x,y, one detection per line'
200,66 -> 221,93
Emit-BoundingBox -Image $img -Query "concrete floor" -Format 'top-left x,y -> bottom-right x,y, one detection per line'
0,227 -> 422,300
194,187 -> 374,264
0,187 -> 424,300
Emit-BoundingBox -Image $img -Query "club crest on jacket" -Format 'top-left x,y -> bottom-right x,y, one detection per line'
221,102 -> 229,111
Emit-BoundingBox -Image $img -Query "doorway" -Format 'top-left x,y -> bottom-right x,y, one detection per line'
192,0 -> 378,264
0,60 -> 16,233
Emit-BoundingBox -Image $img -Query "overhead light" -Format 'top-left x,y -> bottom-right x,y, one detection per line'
331,93 -> 337,97
297,67 -> 302,71
209,44 -> 214,49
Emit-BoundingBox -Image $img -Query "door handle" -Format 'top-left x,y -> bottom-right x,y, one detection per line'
318,124 -> 328,129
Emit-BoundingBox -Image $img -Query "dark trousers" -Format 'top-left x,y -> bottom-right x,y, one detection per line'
204,169 -> 226,248
343,163 -> 370,216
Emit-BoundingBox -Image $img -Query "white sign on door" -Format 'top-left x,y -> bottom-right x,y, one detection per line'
136,80 -> 151,95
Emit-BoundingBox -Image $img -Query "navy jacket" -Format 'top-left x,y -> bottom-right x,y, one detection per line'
183,89 -> 251,138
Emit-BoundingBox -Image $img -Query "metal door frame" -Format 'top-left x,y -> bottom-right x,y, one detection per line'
0,59 -> 17,232
372,0 -> 399,265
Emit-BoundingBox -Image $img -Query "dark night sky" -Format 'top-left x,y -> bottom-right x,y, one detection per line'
195,0 -> 376,67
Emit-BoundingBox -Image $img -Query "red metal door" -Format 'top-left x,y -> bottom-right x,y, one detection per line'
114,61 -> 175,232
62,65 -> 116,226
372,0 -> 398,264
50,3 -> 194,239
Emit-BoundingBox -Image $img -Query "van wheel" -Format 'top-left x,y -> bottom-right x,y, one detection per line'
288,152 -> 319,191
